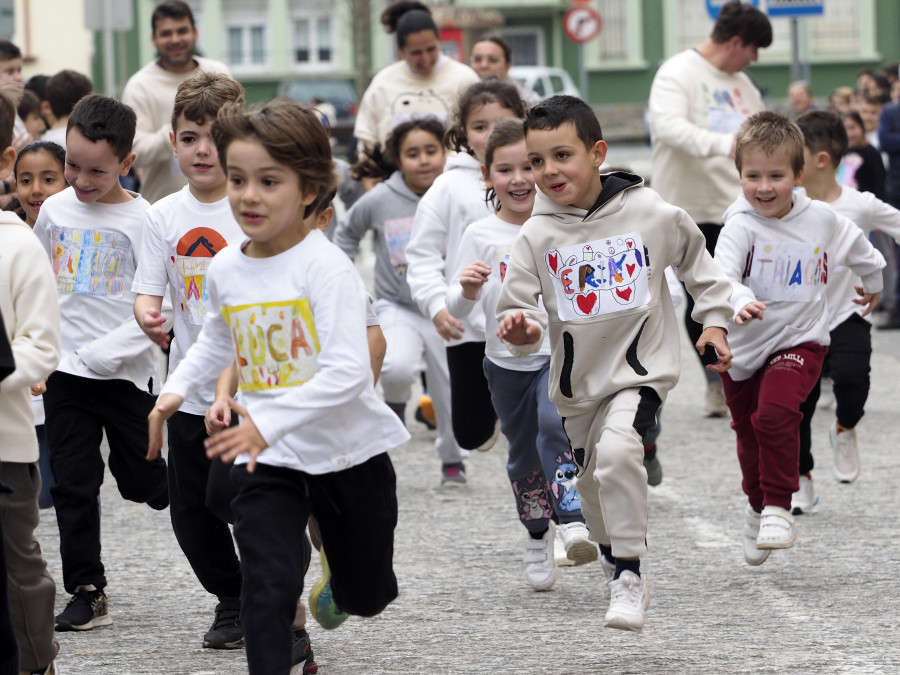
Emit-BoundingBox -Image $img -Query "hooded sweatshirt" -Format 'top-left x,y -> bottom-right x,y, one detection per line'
406,152 -> 492,344
716,192 -> 885,382
333,171 -> 421,310
497,172 -> 733,417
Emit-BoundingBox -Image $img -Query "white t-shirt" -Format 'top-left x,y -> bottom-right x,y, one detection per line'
132,186 -> 245,414
161,229 -> 409,474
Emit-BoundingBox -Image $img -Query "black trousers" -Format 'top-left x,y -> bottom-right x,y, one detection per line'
798,314 -> 872,474
43,372 -> 169,594
231,453 -> 398,675
166,412 -> 242,601
684,222 -> 723,374
446,341 -> 498,450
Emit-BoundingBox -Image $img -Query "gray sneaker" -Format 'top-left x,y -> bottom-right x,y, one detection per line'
643,451 -> 663,487
440,462 -> 467,487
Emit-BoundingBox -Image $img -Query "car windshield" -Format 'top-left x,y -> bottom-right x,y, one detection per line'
282,80 -> 356,107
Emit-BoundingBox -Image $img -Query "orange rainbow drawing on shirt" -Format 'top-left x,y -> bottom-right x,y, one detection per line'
174,227 -> 229,325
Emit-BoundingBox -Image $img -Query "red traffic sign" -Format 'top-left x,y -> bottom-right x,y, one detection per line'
564,6 -> 602,44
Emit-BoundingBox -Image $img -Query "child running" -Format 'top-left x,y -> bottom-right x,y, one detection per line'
13,140 -> 67,509
791,110 -> 900,511
147,98 -> 409,674
406,79 -> 526,476
33,95 -> 169,632
447,118 -> 596,591
714,111 -> 884,564
333,118 -> 466,486
497,96 -> 734,632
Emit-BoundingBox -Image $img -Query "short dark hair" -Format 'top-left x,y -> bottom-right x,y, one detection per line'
445,79 -> 526,154
524,95 -> 602,150
0,40 -> 21,63
796,110 -> 848,169
381,1 -> 437,49
711,1 -> 772,49
25,75 -> 49,100
172,72 -> 244,132
46,70 -> 93,120
151,0 -> 195,32
0,85 -> 17,150
735,111 -> 805,176
67,94 -> 137,161
16,89 -> 41,122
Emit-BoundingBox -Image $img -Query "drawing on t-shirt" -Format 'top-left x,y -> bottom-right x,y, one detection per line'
493,243 -> 513,283
743,241 -> 826,302
222,298 -> 320,391
174,227 -> 229,325
836,152 -> 863,189
705,85 -> 753,134
544,232 -> 650,321
390,89 -> 450,128
50,226 -> 131,297
383,216 -> 413,273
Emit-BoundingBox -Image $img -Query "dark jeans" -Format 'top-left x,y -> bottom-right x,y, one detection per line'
167,412 -> 242,601
798,314 -> 872,474
446,342 -> 497,450
0,467 -> 17,675
43,372 -> 169,594
685,222 -> 723,380
232,453 -> 398,674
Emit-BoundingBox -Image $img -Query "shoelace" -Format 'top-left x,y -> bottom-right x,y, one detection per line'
609,575 -> 643,608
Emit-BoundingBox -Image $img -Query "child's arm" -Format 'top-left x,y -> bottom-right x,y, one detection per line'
695,326 -> 733,372
133,294 -> 171,349
495,235 -> 546,355
205,364 -> 238,437
832,212 -> 886,313
708,215 -> 758,324
446,225 -> 489,320
331,197 -> 370,261
367,325 -> 386,384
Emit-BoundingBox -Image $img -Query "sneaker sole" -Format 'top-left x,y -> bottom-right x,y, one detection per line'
55,613 -> 112,631
440,480 -> 467,488
203,637 -> 245,649
756,534 -> 797,550
744,548 -> 771,566
565,540 -> 600,566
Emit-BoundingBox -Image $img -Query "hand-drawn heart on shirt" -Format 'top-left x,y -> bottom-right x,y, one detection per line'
615,286 -> 633,302
576,293 -> 596,314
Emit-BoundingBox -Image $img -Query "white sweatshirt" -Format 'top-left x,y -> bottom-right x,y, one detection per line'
716,192 -> 886,381
446,213 -> 550,371
406,152 -> 491,345
648,49 -> 765,224
132,186 -> 245,414
161,229 -> 409,474
33,188 -> 161,392
0,216 -> 61,462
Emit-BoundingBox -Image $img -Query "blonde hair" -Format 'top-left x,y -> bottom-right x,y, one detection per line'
735,111 -> 805,176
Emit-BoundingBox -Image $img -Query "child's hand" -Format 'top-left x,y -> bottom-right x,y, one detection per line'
31,380 -> 46,396
735,301 -> 766,325
853,285 -> 880,317
148,393 -> 184,460
205,397 -> 232,436
696,326 -> 732,373
204,399 -> 268,473
460,261 -> 491,300
432,308 -> 464,341
139,307 -> 171,349
497,311 -> 541,345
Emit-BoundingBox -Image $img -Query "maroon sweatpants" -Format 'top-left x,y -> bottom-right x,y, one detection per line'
721,342 -> 827,511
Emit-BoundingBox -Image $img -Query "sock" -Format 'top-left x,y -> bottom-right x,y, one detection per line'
643,444 -> 657,460
529,527 -> 549,540
614,558 -> 640,580
598,543 -> 615,563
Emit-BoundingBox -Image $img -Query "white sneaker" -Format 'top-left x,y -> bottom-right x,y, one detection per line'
817,377 -> 835,409
742,504 -> 770,566
830,423 -> 860,483
703,381 -> 729,418
600,554 -> 615,598
475,419 -> 501,452
791,473 -> 818,515
520,523 -> 558,591
558,521 -> 599,566
756,505 -> 796,550
554,526 -> 574,567
604,570 -> 649,632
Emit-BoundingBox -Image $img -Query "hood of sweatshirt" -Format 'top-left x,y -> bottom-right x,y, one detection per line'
722,190 -> 812,225
531,170 -> 643,221
443,151 -> 482,173
382,169 -> 423,204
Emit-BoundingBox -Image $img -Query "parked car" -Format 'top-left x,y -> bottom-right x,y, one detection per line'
508,66 -> 582,101
279,77 -> 358,160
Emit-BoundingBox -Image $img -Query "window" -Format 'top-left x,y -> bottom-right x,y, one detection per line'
290,1 -> 336,69
492,28 -> 543,67
587,0 -> 645,70
222,0 -> 269,71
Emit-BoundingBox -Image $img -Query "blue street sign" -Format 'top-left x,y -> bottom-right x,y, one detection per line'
706,0 -> 759,21
767,0 -> 825,17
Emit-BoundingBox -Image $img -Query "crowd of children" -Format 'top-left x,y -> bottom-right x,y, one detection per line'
2,12 -> 900,673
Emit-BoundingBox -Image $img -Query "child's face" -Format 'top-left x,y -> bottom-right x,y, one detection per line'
0,57 -> 23,88
739,147 -> 802,219
398,128 -> 445,195
485,139 -> 534,221
526,122 -> 607,211
466,102 -> 517,162
844,117 -> 865,147
172,114 -> 226,199
23,111 -> 46,139
225,139 -> 317,257
16,149 -> 66,226
64,127 -> 134,204
858,102 -> 881,132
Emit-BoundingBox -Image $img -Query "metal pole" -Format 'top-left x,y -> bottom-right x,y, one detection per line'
579,43 -> 587,102
790,17 -> 800,83
102,0 -> 115,97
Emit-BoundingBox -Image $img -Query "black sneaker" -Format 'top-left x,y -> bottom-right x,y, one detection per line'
291,628 -> 318,674
55,585 -> 112,631
202,599 -> 244,649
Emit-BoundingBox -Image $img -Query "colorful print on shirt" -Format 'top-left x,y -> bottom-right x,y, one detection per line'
544,232 -> 650,321
222,299 -> 320,391
50,226 -> 131,297
742,241 -> 827,302
383,216 -> 413,273
174,227 -> 229,325
493,243 -> 513,283
704,84 -> 754,134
